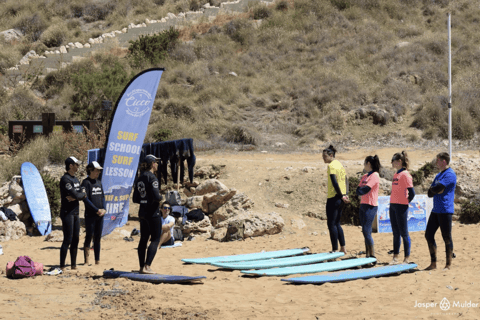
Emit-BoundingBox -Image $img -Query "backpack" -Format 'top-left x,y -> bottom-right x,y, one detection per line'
171,205 -> 188,224
186,209 -> 204,222
173,228 -> 184,241
10,256 -> 36,278
166,190 -> 182,206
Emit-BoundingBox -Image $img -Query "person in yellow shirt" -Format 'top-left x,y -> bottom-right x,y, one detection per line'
322,145 -> 349,254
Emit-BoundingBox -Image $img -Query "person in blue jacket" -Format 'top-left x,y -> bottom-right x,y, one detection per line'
81,161 -> 106,266
425,152 -> 457,270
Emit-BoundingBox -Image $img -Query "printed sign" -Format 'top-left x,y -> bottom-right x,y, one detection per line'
101,68 -> 164,236
13,125 -> 23,133
33,125 -> 43,133
73,125 -> 83,133
53,125 -> 63,133
374,195 -> 432,233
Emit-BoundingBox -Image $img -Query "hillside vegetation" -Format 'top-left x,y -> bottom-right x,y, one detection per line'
0,0 -> 479,170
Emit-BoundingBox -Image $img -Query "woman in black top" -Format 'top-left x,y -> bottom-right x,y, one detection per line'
59,156 -> 86,270
81,161 -> 106,266
133,154 -> 163,274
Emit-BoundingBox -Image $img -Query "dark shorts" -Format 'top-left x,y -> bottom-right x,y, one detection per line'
163,237 -> 175,246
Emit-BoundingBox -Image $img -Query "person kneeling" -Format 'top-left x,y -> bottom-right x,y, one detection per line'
159,202 -> 175,247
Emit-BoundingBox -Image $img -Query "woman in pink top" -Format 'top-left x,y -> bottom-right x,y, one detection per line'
389,151 -> 415,264
356,155 -> 381,261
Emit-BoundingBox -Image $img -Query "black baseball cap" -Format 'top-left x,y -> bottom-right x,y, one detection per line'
145,154 -> 159,164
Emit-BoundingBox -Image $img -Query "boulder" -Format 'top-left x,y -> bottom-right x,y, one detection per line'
211,211 -> 284,241
0,29 -> 23,42
202,188 -> 236,214
210,193 -> 254,225
195,179 -> 227,195
9,180 -> 24,199
180,215 -> 212,238
186,195 -> 203,209
290,218 -> 306,229
194,166 -> 222,179
0,220 -> 27,242
102,229 -> 131,240
45,230 -> 63,242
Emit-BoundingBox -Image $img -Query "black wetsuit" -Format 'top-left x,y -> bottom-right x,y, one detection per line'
82,177 -> 106,262
133,170 -> 163,269
59,172 -> 86,268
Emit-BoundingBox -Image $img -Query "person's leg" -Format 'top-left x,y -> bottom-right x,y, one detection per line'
138,217 -> 151,272
364,205 -> 377,259
389,205 -> 401,264
424,212 -> 440,270
93,216 -> 104,263
70,215 -> 80,269
159,229 -> 173,247
335,200 -> 346,254
395,204 -> 411,263
144,215 -> 162,272
326,197 -> 339,252
359,205 -> 368,257
60,214 -> 74,270
83,215 -> 94,265
438,214 -> 453,270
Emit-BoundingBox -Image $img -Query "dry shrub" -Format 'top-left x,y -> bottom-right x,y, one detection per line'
13,12 -> 47,42
40,22 -> 68,47
223,125 -> 260,145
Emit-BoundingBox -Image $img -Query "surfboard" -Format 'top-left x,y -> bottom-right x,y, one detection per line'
241,257 -> 377,276
103,270 -> 206,283
20,162 -> 52,236
211,252 -> 344,270
282,263 -> 417,284
182,247 -> 310,265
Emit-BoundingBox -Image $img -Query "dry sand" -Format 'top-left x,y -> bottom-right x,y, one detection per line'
1,148 -> 479,319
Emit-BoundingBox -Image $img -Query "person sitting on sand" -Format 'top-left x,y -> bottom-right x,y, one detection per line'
60,156 -> 86,271
158,202 -> 176,247
356,155 -> 381,261
425,152 -> 457,271
81,161 -> 106,266
133,154 -> 163,274
389,151 -> 415,264
322,145 -> 349,255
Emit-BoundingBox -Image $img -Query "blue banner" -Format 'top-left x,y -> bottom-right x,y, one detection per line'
101,68 -> 164,236
375,195 -> 433,233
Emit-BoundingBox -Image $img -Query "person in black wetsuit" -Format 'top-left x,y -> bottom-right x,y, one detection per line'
322,145 -> 349,254
81,161 -> 106,266
59,156 -> 86,271
133,154 -> 163,274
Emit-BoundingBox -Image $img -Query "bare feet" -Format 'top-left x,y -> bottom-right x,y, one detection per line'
443,265 -> 451,270
140,265 -> 155,274
340,246 -> 347,255
424,263 -> 437,271
403,257 -> 410,264
389,256 -> 400,265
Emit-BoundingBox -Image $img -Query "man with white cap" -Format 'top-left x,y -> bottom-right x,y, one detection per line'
82,161 -> 106,266
59,156 -> 86,271
133,154 -> 163,274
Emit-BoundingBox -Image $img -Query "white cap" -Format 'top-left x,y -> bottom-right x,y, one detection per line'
91,161 -> 103,169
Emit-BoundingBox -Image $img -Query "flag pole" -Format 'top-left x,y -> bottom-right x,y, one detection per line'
448,13 -> 452,158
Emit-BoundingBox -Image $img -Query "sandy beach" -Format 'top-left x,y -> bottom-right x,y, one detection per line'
1,148 -> 480,320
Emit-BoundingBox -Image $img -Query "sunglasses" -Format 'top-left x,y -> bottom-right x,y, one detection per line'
162,206 -> 171,210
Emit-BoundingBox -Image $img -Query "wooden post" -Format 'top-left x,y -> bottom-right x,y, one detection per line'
177,159 -> 181,191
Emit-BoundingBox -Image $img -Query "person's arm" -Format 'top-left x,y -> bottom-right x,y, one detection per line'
407,187 -> 415,203
67,179 -> 86,200
162,217 -> 175,231
151,179 -> 162,205
356,186 -> 371,196
330,174 -> 344,197
84,197 -> 100,213
428,183 -> 445,198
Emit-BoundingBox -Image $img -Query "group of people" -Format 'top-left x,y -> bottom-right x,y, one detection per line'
58,147 -> 457,273
322,145 -> 457,270
59,154 -> 175,273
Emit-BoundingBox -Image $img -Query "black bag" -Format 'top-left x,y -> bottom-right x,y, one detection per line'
0,207 -> 17,221
186,209 -> 204,222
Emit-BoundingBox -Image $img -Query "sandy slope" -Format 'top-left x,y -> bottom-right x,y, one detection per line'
1,148 -> 479,320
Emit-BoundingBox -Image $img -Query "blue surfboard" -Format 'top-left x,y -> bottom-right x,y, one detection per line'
282,263 -> 417,284
211,252 -> 344,270
182,247 -> 310,265
21,162 -> 52,236
103,270 -> 206,283
241,257 -> 377,276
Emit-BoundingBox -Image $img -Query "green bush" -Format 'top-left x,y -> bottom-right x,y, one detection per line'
459,200 -> 480,224
40,23 -> 68,47
340,176 -> 361,226
253,5 -> 272,19
410,161 -> 436,186
40,172 -> 61,224
70,59 -> 131,120
128,27 -> 179,68
153,128 -> 172,142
